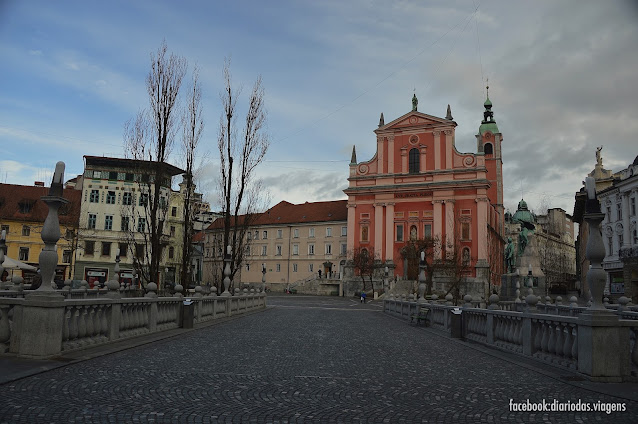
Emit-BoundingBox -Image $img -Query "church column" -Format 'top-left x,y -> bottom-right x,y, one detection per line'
433,131 -> 441,170
374,203 -> 384,259
445,130 -> 453,169
445,199 -> 455,248
476,197 -> 488,261
377,136 -> 385,174
347,203 -> 356,252
433,200 -> 444,259
419,146 -> 427,173
622,192 -> 631,249
387,135 -> 395,174
385,202 -> 395,263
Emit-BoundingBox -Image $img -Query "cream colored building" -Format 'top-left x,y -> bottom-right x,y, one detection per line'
204,200 -> 348,292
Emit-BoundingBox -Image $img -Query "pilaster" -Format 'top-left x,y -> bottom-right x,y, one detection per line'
433,131 -> 441,170
385,203 -> 395,262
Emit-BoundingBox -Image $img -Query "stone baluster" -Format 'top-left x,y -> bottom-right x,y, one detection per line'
488,293 -> 500,310
463,295 -> 473,308
617,296 -> 629,312
221,245 -> 232,296
174,283 -> 183,298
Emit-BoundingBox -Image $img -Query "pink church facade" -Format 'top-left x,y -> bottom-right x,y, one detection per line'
344,96 -> 505,292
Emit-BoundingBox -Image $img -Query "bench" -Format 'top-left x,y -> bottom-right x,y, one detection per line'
410,307 -> 430,326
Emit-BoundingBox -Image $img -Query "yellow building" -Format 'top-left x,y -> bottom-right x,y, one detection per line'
0,182 -> 81,284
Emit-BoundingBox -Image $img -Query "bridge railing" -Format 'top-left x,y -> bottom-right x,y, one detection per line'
0,288 -> 266,358
384,296 -> 638,382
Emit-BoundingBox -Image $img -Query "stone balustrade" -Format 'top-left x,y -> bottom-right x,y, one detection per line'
384,296 -> 638,381
0,290 -> 266,358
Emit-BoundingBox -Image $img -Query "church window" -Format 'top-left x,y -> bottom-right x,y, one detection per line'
361,226 -> 369,242
461,222 -> 471,240
424,224 -> 432,238
484,143 -> 493,155
408,148 -> 420,173
396,224 -> 404,242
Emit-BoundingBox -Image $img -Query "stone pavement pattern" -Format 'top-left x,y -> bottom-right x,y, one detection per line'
0,295 -> 636,423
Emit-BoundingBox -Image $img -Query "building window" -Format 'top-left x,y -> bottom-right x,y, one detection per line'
276,263 -> 281,272
396,224 -> 404,242
619,234 -> 623,248
101,242 -> 111,256
276,245 -> 282,256
293,229 -> 299,238
617,204 -> 622,221
170,226 -> 175,237
277,229 -> 283,239
308,244 -> 315,255
125,173 -> 134,182
361,226 -> 369,242
246,263 -> 250,271
90,189 -> 99,203
85,241 -> 95,255
245,245 -> 251,256
325,244 -> 332,255
484,143 -> 493,155
171,206 -> 177,217
292,244 -> 299,255
326,227 -> 332,237
341,243 -> 347,255
309,263 -> 314,272
22,225 -> 30,236
108,171 -> 118,180
139,193 -> 148,207
104,215 -> 113,231
631,197 -> 636,216
309,228 -> 315,238
121,216 -> 129,232
138,218 -> 146,233
122,192 -> 132,205
261,245 -> 267,256
461,222 -> 471,240
88,214 -> 96,230
1,224 -> 8,235
169,246 -> 174,259
92,170 -> 101,179
607,237 -> 613,254
424,224 -> 432,239
293,263 -> 298,272
105,191 -> 116,205
19,247 -> 29,261
63,250 -> 72,264
119,243 -> 128,257
341,226 -> 347,237
633,229 -> 638,244
409,148 -> 419,173
135,244 -> 144,259
263,230 -> 268,239
254,231 -> 259,240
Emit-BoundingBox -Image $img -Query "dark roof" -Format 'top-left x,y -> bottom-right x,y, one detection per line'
207,200 -> 348,230
84,155 -> 184,176
0,183 -> 81,226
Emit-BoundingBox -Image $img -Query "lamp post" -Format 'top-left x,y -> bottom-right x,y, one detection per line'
384,266 -> 389,295
418,251 -> 426,301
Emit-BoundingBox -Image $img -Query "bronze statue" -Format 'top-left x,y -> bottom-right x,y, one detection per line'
504,237 -> 515,273
596,146 -> 603,167
412,93 -> 418,112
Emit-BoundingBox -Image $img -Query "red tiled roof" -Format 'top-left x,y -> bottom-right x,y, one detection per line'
206,200 -> 347,230
0,183 -> 82,226
192,231 -> 205,242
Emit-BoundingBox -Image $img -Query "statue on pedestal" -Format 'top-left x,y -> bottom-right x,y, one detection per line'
504,237 -> 515,274
511,199 -> 536,256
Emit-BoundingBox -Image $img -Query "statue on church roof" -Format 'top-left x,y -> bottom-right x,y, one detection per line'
596,146 -> 603,167
412,93 -> 418,112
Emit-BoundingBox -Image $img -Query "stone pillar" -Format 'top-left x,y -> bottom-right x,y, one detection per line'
377,135 -> 384,174
577,177 -> 630,381
433,131 -> 441,170
476,197 -> 488,261
401,148 -> 408,174
385,203 -> 395,263
374,203 -> 384,259
387,135 -> 395,173
419,145 -> 427,172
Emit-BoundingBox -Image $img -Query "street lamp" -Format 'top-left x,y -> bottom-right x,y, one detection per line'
262,264 -> 267,294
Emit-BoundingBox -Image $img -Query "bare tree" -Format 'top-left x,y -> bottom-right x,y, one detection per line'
124,40 -> 187,286
350,246 -> 379,292
217,58 -> 269,289
400,236 -> 443,295
179,66 -> 204,287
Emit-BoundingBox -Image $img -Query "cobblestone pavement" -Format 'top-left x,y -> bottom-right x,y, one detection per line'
1,295 -> 636,423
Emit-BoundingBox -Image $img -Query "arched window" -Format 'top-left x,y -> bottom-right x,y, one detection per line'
409,148 -> 420,173
484,143 -> 493,155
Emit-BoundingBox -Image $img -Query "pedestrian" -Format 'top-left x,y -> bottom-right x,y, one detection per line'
361,291 -> 367,303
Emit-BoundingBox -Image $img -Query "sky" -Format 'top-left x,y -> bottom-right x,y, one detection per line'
1,0 -> 637,216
